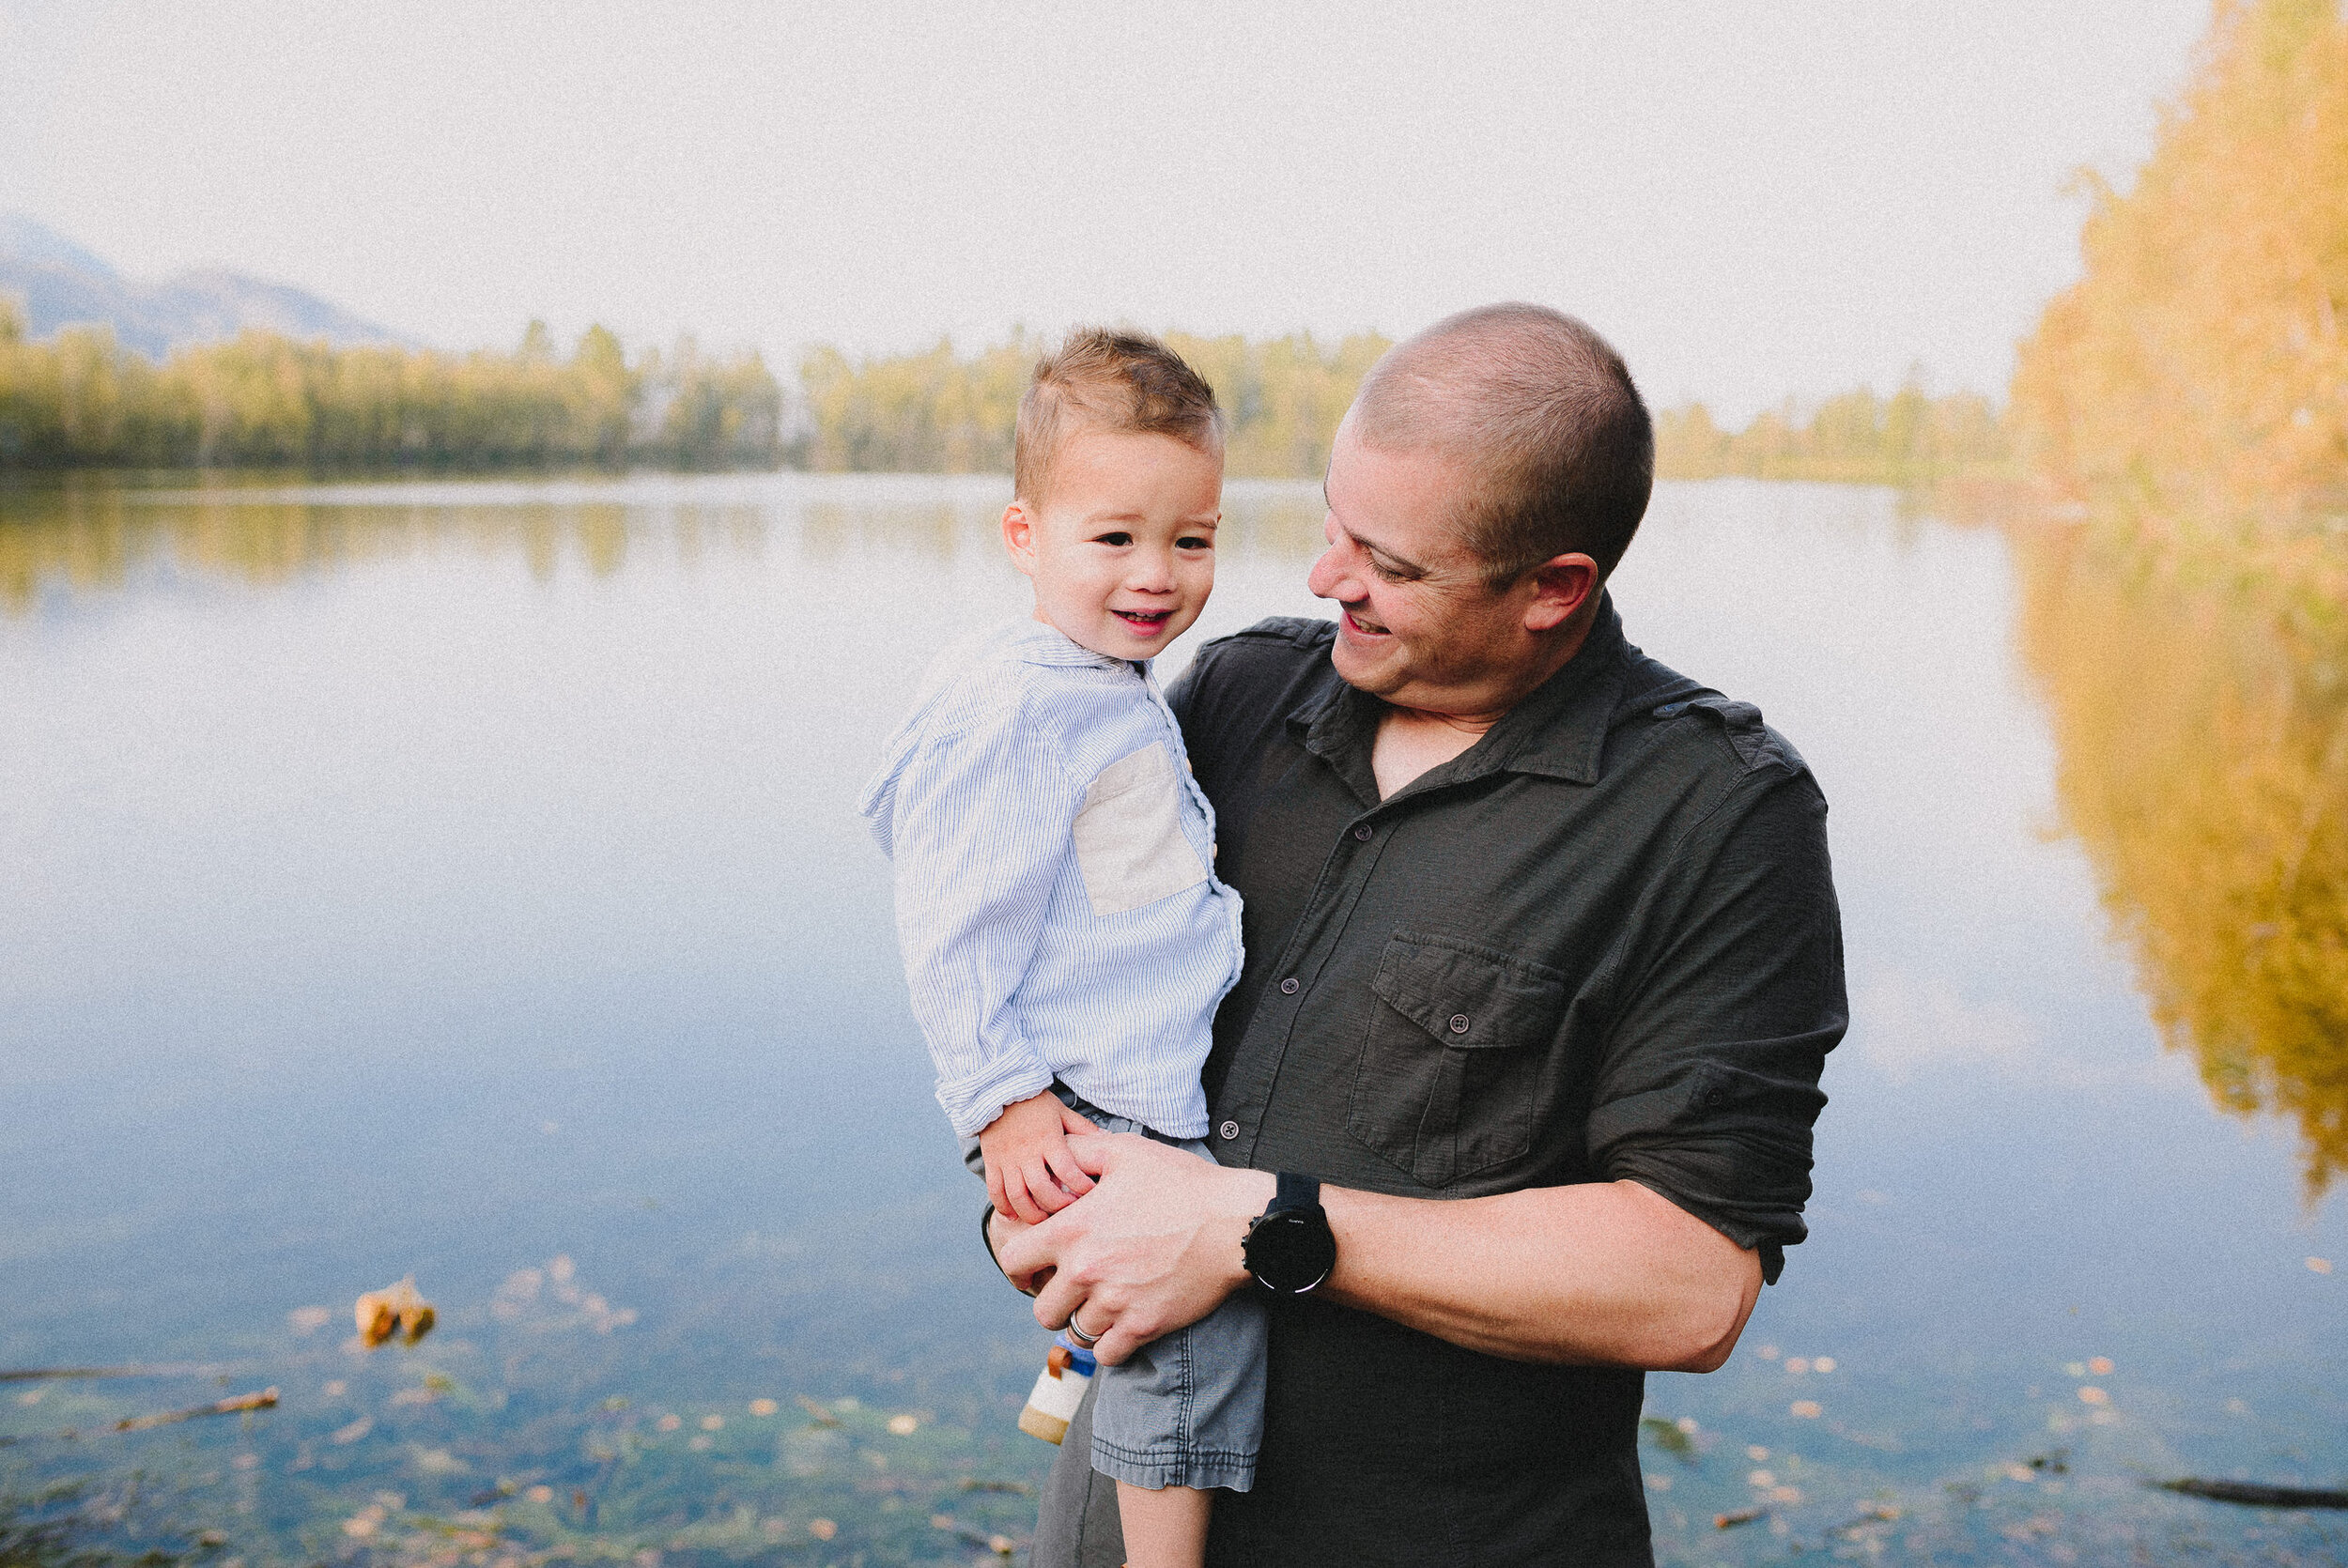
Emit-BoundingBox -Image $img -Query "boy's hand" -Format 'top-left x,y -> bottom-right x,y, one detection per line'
979,1091 -> 1102,1225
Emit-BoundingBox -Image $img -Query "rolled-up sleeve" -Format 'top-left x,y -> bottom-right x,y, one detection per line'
1586,768 -> 1846,1283
885,696 -> 1081,1137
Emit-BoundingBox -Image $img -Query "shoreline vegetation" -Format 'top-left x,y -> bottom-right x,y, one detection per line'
1,298 -> 2015,488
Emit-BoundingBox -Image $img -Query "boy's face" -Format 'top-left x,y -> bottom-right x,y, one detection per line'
1001,426 -> 1222,661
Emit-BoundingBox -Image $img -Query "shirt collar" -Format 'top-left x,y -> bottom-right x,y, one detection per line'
1286,592 -> 1629,804
996,618 -> 1134,671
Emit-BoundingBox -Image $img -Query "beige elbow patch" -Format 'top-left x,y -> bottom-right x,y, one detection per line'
1073,742 -> 1207,915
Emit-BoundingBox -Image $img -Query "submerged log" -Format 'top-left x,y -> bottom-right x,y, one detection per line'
0,1388 -> 278,1446
0,1364 -> 225,1382
114,1388 -> 279,1432
2155,1478 -> 2348,1510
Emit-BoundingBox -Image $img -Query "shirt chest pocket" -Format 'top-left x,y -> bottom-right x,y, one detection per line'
1348,932 -> 1568,1189
1072,741 -> 1210,916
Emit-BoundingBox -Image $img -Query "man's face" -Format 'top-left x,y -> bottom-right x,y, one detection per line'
1003,426 -> 1222,661
1306,422 -> 1546,715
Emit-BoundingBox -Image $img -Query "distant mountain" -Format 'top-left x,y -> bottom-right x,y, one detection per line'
0,212 -> 118,278
0,213 -> 408,360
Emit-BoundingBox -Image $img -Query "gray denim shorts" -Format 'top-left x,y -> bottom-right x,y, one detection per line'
963,1085 -> 1266,1492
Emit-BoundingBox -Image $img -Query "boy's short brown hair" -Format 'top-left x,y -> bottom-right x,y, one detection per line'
1014,328 -> 1225,504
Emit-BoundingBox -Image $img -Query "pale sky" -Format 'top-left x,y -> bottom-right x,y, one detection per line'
2,0 -> 2211,418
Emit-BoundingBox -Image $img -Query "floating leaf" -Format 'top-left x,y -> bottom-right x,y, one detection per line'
354,1278 -> 434,1349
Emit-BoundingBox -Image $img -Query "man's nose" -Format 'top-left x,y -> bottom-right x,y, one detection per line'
1306,535 -> 1352,600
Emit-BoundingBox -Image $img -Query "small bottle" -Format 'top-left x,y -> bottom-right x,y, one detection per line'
1016,1339 -> 1095,1444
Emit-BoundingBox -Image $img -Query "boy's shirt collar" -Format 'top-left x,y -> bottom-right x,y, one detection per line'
999,617 -> 1143,673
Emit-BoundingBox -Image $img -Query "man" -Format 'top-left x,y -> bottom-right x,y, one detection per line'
993,303 -> 1845,1567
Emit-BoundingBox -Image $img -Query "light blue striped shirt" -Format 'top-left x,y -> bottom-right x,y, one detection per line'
858,619 -> 1244,1140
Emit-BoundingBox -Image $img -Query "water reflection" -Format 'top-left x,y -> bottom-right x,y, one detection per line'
2014,520 -> 2348,1194
0,476 -> 726,607
6,472 -> 2342,1568
0,474 -> 1334,616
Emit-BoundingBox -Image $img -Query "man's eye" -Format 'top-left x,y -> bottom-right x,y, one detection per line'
1091,531 -> 1134,547
1368,559 -> 1404,581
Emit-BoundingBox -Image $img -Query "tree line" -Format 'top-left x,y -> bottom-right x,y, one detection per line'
1653,381 -> 2012,484
796,330 -> 1396,481
0,309 -> 782,469
5,298 -> 2017,485
0,307 -> 1399,478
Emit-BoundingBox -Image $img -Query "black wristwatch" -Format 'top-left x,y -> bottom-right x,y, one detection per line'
1243,1173 -> 1336,1294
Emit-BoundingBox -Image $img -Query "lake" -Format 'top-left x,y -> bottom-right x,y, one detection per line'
2,471 -> 2341,1567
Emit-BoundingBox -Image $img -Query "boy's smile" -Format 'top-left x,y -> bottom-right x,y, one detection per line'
1001,427 -> 1223,661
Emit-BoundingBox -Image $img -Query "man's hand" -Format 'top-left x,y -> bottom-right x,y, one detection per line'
995,1134 -> 1274,1366
976,1091 -> 1103,1225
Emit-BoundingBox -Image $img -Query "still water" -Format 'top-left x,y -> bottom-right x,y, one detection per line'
2,472 -> 2341,1566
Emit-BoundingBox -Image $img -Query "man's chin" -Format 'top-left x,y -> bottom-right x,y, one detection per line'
1330,634 -> 1405,697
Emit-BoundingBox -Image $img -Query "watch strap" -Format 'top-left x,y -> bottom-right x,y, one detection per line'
1272,1170 -> 1322,1215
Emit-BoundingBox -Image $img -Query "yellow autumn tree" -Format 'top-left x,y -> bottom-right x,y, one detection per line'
2013,0 -> 2348,530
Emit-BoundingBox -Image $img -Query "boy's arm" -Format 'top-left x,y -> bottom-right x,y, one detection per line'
887,696 -> 1078,1145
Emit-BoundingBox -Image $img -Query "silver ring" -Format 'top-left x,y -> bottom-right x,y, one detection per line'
1065,1307 -> 1102,1347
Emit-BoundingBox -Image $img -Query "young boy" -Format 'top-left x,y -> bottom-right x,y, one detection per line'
857,329 -> 1261,1568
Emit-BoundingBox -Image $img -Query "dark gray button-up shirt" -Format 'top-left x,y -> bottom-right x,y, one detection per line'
1168,597 -> 1845,1567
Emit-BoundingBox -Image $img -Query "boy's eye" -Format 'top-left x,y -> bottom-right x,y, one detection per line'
1090,531 -> 1134,547
1177,534 -> 1213,551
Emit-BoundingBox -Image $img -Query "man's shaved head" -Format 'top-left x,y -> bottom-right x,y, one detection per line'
1350,303 -> 1654,584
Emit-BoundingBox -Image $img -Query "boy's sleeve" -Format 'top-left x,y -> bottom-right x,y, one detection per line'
886,692 -> 1082,1137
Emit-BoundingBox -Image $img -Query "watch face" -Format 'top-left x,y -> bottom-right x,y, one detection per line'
1246,1209 -> 1336,1294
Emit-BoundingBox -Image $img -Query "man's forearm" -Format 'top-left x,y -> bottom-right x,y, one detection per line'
1317,1178 -> 1761,1370
1002,1137 -> 1757,1374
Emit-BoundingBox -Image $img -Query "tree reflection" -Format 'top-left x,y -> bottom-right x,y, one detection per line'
2015,520 -> 2348,1196
1,475 -> 1334,616
0,479 -> 787,611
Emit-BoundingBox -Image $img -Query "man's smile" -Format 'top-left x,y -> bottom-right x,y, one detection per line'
1340,603 -> 1391,637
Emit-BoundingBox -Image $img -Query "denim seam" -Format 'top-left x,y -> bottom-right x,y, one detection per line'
1089,1437 -> 1258,1465
1088,1434 -> 1258,1493
1177,1318 -> 1197,1452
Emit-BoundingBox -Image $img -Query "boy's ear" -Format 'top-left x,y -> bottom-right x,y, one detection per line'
1000,502 -> 1038,576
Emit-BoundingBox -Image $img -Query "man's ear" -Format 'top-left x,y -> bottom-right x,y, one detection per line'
1522,553 -> 1599,633
1001,502 -> 1038,577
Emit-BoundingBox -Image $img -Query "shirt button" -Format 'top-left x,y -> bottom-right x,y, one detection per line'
1449,1014 -> 1471,1034
1352,825 -> 1373,841
1219,1120 -> 1240,1141
1280,976 -> 1300,994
